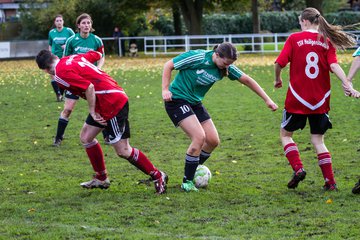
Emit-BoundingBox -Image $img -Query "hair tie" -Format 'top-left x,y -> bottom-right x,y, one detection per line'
315,14 -> 320,18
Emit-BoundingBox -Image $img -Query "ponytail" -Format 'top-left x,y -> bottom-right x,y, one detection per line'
301,8 -> 356,50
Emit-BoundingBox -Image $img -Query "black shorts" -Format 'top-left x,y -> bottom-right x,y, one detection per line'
65,90 -> 80,100
164,99 -> 211,126
281,109 -> 332,135
86,102 -> 131,144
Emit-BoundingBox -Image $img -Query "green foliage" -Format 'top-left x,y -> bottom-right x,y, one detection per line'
18,0 -> 150,39
203,13 -> 251,34
0,22 -> 21,40
325,11 -> 360,26
261,11 -> 300,33
202,11 -> 360,34
151,15 -> 175,36
1,55 -> 360,239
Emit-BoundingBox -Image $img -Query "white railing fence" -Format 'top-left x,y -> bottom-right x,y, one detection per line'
104,31 -> 360,57
1,31 -> 360,59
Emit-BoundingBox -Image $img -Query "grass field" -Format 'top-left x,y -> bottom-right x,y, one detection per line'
1,53 -> 360,239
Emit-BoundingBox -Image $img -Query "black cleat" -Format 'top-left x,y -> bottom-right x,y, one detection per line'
352,179 -> 360,194
323,183 -> 338,191
287,168 -> 306,189
53,137 -> 62,147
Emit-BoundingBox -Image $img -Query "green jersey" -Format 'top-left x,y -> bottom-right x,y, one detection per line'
63,33 -> 105,65
48,27 -> 75,58
170,50 -> 243,104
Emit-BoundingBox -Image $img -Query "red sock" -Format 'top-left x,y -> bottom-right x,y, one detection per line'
127,148 -> 160,179
284,143 -> 303,172
318,152 -> 335,185
84,140 -> 107,181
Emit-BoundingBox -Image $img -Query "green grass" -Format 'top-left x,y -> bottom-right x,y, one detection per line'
0,55 -> 360,239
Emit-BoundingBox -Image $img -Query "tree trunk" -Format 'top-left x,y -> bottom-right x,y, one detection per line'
305,0 -> 324,14
252,0 -> 261,51
172,3 -> 182,36
179,0 -> 204,35
252,0 -> 260,34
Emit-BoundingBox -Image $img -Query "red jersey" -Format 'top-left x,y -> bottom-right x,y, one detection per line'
54,51 -> 128,120
275,30 -> 338,114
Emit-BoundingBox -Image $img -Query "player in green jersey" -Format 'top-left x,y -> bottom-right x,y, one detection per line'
348,46 -> 360,194
162,42 -> 278,192
48,14 -> 74,101
53,13 -> 105,147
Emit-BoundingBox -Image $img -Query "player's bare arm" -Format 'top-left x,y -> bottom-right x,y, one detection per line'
85,83 -> 107,125
162,60 -> 174,102
274,62 -> 283,88
238,74 -> 278,111
348,56 -> 360,82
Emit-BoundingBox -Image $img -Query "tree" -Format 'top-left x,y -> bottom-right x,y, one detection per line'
18,0 -> 150,40
252,0 -> 261,50
305,0 -> 324,13
172,2 -> 182,36
252,0 -> 260,34
178,0 -> 205,35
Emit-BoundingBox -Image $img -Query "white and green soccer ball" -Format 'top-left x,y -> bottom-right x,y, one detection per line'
194,165 -> 212,188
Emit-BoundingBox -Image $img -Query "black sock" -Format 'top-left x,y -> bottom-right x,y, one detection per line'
199,150 -> 211,165
56,118 -> 69,140
183,154 -> 199,182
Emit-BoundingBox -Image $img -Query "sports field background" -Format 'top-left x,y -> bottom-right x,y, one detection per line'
0,53 -> 359,239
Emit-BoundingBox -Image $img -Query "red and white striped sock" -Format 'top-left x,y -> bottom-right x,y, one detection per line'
84,140 -> 107,181
127,148 -> 160,179
318,152 -> 335,185
284,143 -> 303,172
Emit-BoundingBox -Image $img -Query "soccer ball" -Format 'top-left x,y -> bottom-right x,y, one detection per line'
194,165 -> 212,188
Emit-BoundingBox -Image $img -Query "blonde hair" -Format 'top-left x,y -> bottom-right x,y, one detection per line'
300,7 -> 356,50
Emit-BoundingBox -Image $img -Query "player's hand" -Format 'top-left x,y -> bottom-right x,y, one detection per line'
342,82 -> 360,98
349,88 -> 360,98
162,89 -> 172,102
91,112 -> 107,126
274,78 -> 282,88
266,99 -> 278,111
342,81 -> 352,96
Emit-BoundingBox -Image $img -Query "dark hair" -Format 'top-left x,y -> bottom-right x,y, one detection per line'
213,42 -> 237,61
36,49 -> 56,70
54,14 -> 63,21
76,13 -> 95,32
213,42 -> 237,76
300,7 -> 356,50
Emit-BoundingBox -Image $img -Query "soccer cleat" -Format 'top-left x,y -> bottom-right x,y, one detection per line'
53,137 -> 62,147
181,180 -> 199,192
153,171 -> 168,194
287,168 -> 307,189
80,178 -> 110,189
352,179 -> 360,194
323,183 -> 338,191
56,94 -> 63,102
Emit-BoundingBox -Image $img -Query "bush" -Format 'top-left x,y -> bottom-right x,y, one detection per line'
202,11 -> 360,34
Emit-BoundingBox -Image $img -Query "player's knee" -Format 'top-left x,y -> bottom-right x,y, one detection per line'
194,134 -> 206,148
62,108 -> 73,118
80,135 -> 93,145
117,147 -> 131,159
311,137 -> 323,146
207,136 -> 220,148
